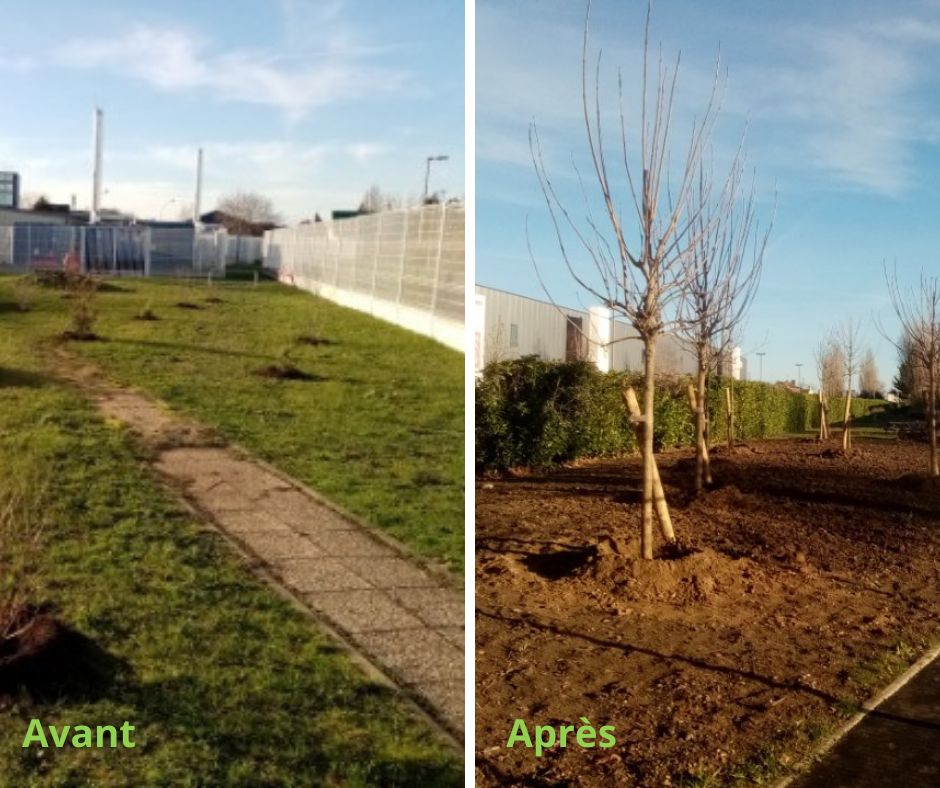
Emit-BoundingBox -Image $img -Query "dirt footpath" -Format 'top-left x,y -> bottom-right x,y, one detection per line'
476,439 -> 940,786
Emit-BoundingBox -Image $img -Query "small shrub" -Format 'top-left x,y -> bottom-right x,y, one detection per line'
255,339 -> 317,381
0,466 -> 45,639
63,274 -> 100,340
205,274 -> 224,303
135,299 -> 159,321
12,276 -> 35,313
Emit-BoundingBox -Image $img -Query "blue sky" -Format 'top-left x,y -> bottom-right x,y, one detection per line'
476,0 -> 940,389
0,0 -> 463,222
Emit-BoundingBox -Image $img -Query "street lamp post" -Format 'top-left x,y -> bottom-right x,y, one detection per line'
756,351 -> 766,382
160,198 -> 177,220
796,363 -> 804,388
423,155 -> 449,202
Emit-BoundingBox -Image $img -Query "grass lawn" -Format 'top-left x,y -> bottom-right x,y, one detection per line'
0,278 -> 461,785
2,274 -> 464,572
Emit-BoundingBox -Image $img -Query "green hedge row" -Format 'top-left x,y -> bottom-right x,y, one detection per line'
475,357 -> 887,470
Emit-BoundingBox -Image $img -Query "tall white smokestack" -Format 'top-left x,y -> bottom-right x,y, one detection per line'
193,147 -> 203,226
91,108 -> 104,224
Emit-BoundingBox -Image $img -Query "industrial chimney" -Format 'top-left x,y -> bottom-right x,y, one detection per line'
91,108 -> 104,224
193,147 -> 203,227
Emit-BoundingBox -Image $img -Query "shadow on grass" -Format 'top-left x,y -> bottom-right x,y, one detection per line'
0,302 -> 32,316
0,617 -> 130,707
105,337 -> 274,362
0,367 -> 52,389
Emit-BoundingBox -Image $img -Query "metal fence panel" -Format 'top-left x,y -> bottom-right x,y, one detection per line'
0,226 -> 12,267
262,204 -> 464,351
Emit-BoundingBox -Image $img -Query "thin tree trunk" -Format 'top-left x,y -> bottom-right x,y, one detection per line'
842,389 -> 853,452
930,366 -> 938,477
642,338 -> 657,560
688,355 -> 712,493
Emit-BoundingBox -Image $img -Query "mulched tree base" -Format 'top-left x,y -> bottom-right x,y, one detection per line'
0,613 -> 122,704
254,364 -> 318,381
296,335 -> 335,347
61,331 -> 102,342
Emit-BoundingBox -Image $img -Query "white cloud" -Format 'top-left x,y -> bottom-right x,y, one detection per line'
57,23 -> 409,119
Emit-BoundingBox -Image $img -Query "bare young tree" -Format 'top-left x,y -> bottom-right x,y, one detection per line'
815,335 -> 845,441
883,267 -> 940,476
678,162 -> 769,494
858,348 -> 881,398
530,1 -> 742,559
215,191 -> 282,235
835,318 -> 862,453
358,185 -> 402,214
894,333 -> 921,402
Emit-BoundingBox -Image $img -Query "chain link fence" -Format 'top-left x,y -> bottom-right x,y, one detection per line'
262,203 -> 464,351
0,224 -> 259,277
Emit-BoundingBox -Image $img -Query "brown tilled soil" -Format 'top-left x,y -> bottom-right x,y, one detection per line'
475,438 -> 940,787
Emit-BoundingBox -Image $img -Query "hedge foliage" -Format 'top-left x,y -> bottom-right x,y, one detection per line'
476,357 -> 887,470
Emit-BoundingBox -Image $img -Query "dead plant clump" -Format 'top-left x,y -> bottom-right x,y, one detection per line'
205,275 -> 224,304
0,470 -> 47,666
61,274 -> 101,341
134,300 -> 159,321
296,334 -> 335,347
254,340 -> 318,381
12,276 -> 35,313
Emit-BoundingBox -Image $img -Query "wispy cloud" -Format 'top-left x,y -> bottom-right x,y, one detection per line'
477,1 -> 940,198
57,23 -> 409,119
145,140 -> 387,170
741,23 -> 927,197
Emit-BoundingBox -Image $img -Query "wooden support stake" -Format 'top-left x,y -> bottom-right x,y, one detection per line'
725,386 -> 734,450
842,389 -> 853,452
622,387 -> 675,543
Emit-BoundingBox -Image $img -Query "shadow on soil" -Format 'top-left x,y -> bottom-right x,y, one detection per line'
478,607 -> 940,733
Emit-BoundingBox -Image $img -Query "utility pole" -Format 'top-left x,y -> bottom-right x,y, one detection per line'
193,147 -> 204,227
423,154 -> 449,202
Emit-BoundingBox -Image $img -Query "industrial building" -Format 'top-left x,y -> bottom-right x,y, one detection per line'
475,284 -> 746,379
0,172 -> 20,209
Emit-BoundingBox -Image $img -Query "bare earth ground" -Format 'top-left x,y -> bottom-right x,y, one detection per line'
476,438 -> 940,786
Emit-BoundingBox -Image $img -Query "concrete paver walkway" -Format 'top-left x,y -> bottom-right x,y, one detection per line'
788,653 -> 940,787
60,358 -> 464,740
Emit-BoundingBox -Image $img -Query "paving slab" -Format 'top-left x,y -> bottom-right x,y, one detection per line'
277,557 -> 376,593
304,590 -> 426,633
341,556 -> 444,589
211,508 -> 296,535
313,529 -> 398,558
357,630 -> 464,685
789,654 -> 940,788
236,531 -> 324,560
389,587 -> 465,628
